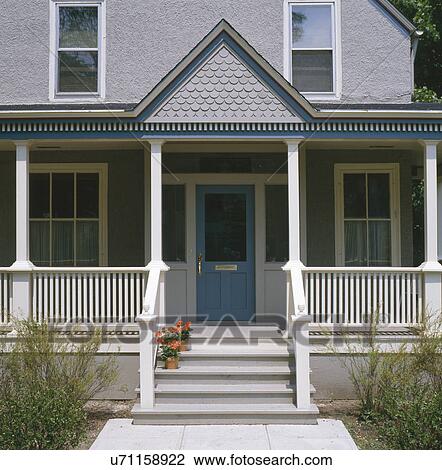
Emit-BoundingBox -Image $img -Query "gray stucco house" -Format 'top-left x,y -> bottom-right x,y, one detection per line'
0,0 -> 441,423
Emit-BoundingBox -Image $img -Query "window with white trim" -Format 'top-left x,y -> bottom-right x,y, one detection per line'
51,1 -> 105,98
29,165 -> 107,266
288,1 -> 339,96
335,165 -> 400,267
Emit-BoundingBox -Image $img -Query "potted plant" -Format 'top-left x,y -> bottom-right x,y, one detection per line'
159,340 -> 181,369
177,320 -> 192,351
155,326 -> 180,343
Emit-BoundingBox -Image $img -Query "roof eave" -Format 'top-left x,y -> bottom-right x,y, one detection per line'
376,0 -> 418,35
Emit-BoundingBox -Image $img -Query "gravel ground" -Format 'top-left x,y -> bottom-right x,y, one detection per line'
77,399 -> 385,450
317,400 -> 386,450
76,400 -> 134,450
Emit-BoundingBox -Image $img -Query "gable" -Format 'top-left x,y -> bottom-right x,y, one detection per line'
137,21 -> 316,123
150,45 -> 300,123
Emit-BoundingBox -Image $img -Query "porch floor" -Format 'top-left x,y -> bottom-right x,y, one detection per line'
90,418 -> 357,450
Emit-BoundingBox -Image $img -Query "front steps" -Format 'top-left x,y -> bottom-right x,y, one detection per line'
132,326 -> 319,425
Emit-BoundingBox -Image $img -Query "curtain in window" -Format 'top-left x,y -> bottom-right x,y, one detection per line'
76,221 -> 99,266
52,222 -> 74,267
30,222 -> 50,266
369,221 -> 391,267
344,221 -> 367,267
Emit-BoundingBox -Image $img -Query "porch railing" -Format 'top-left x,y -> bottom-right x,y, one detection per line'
303,268 -> 423,326
0,271 -> 12,323
31,268 -> 148,324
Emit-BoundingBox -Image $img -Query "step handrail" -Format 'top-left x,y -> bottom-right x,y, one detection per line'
137,267 -> 162,409
285,264 -> 311,409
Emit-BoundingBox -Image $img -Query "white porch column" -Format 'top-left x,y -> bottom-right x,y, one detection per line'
11,141 -> 34,320
283,140 -> 311,408
421,140 -> 442,315
285,139 -> 304,267
147,140 -> 169,324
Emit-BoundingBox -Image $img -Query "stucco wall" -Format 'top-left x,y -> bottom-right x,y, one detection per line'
306,149 -> 414,267
0,0 -> 412,105
0,150 -> 145,267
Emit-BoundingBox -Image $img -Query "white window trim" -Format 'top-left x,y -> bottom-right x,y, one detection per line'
334,163 -> 401,267
29,163 -> 108,266
284,0 -> 342,101
49,0 -> 106,101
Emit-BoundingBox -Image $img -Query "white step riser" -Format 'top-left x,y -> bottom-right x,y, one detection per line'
155,393 -> 295,405
190,338 -> 288,346
132,413 -> 318,425
155,375 -> 292,385
135,385 -> 315,399
158,358 -> 291,367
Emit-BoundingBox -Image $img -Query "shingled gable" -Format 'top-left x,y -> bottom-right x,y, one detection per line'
136,20 -> 316,123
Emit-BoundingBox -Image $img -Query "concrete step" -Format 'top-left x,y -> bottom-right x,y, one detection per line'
153,382 -> 315,405
187,326 -> 288,346
131,403 -> 319,425
155,365 -> 294,384
157,348 -> 292,367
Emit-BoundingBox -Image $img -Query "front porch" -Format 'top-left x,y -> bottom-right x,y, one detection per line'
0,136 -> 440,423
0,139 -> 440,329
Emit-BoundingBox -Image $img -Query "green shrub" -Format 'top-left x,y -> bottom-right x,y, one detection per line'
378,378 -> 442,449
329,312 -> 385,418
375,315 -> 442,449
0,320 -> 118,449
333,312 -> 442,449
413,86 -> 442,103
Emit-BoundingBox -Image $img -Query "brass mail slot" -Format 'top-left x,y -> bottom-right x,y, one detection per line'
215,265 -> 238,271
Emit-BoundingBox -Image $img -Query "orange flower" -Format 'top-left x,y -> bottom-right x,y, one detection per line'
169,340 -> 181,350
184,321 -> 192,330
176,320 -> 183,327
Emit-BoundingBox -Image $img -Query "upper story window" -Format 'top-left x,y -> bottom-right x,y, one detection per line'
50,1 -> 106,100
287,1 -> 341,99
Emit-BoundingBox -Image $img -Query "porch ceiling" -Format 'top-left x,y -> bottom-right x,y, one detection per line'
0,138 -> 438,164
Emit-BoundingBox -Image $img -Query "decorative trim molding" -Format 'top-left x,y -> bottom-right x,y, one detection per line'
0,120 -> 441,134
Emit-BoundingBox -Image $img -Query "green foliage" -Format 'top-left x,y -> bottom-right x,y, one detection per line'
332,313 -> 442,449
375,316 -> 442,449
413,86 -> 442,103
391,0 -> 442,98
159,341 -> 180,360
0,320 -> 118,449
329,312 -> 386,417
391,0 -> 440,40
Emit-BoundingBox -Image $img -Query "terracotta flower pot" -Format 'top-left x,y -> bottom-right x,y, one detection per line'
165,357 -> 179,369
179,339 -> 190,352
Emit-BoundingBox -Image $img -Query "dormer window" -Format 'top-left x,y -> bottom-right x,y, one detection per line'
50,1 -> 106,100
287,0 -> 341,100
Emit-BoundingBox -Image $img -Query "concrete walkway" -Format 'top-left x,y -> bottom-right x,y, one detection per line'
91,419 -> 358,450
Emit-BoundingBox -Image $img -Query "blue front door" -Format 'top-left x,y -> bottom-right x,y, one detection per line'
196,185 -> 255,322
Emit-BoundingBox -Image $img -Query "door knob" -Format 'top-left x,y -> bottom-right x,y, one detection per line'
197,254 -> 203,275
